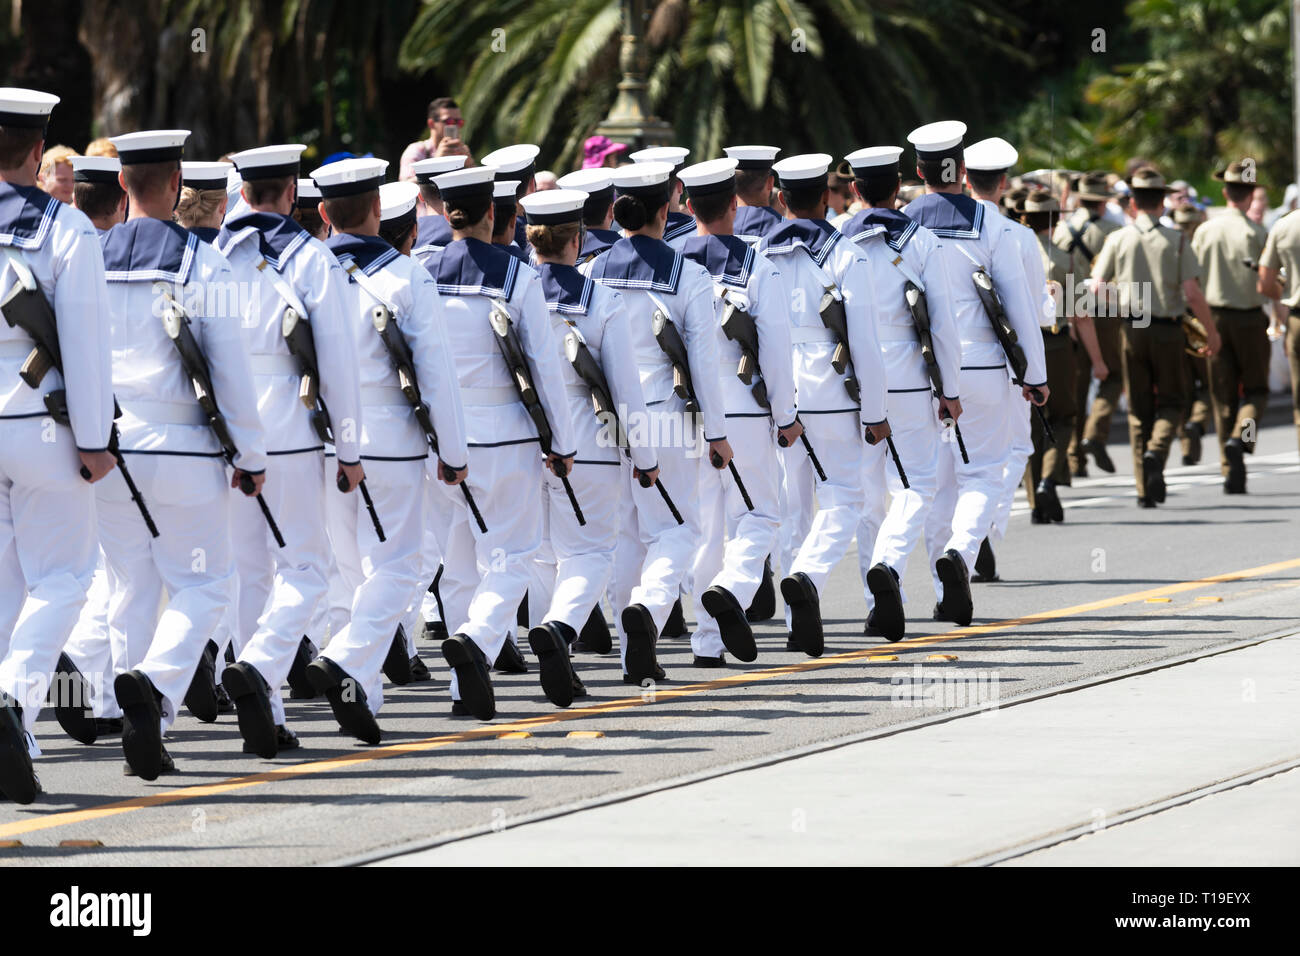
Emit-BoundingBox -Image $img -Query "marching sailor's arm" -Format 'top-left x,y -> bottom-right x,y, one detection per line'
919,239 -> 962,399
306,254 -> 362,464
843,255 -> 888,428
599,290 -> 656,473
202,260 -> 268,473
990,230 -> 1047,387
681,277 -> 727,442
408,263 -> 468,471
52,215 -> 114,452
515,273 -> 577,459
754,265 -> 797,427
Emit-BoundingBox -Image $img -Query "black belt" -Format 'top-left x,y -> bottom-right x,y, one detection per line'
1041,327 -> 1070,338
1126,315 -> 1181,325
1214,306 -> 1264,315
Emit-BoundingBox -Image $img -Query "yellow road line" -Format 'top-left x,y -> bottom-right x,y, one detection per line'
2,555 -> 1297,841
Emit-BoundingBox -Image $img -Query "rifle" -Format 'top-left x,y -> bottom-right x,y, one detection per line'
0,247 -> 158,536
971,266 -> 1055,446
649,294 -> 753,510
563,330 -> 683,525
901,278 -> 968,464
370,304 -> 486,533
281,305 -> 385,542
718,293 -> 826,481
487,300 -> 585,525
158,292 -> 285,547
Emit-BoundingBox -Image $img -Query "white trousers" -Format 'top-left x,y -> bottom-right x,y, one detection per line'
402,463 -> 443,652
61,559 -> 119,719
859,388 -> 944,610
317,457 -> 425,714
0,420 -> 97,741
692,414 -> 783,657
229,486 -> 274,658
237,453 -> 330,724
788,410 -> 865,596
991,385 -> 1032,543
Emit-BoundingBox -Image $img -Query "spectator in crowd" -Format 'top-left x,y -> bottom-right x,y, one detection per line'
399,96 -> 472,181
582,135 -> 627,169
535,170 -> 558,191
1247,185 -> 1269,225
37,144 -> 77,203
84,136 -> 117,158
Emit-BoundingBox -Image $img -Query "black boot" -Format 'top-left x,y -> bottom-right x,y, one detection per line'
1142,450 -> 1166,503
935,549 -> 973,627
1080,438 -> 1115,473
779,572 -> 823,657
1036,477 -> 1064,522
1224,437 -> 1247,494
620,604 -> 663,683
865,563 -> 904,642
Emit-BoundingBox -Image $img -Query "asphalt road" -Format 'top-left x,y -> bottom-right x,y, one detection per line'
1,419 -> 1297,866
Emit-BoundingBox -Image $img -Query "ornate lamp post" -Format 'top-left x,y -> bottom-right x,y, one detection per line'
594,0 -> 674,149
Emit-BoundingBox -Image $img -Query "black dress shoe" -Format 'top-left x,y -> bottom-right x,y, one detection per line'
450,699 -> 470,717
622,663 -> 666,685
215,683 -> 234,714
972,537 -> 999,582
692,653 -> 727,668
222,661 -> 278,759
935,549 -> 973,627
516,594 -> 529,629
865,563 -> 905,642
1224,437 -> 1247,494
244,724 -> 299,754
304,657 -> 382,745
1072,457 -> 1089,479
409,654 -> 432,682
94,717 -> 123,738
932,602 -> 954,623
661,598 -> 687,638
527,622 -> 576,708
383,627 -> 413,685
620,604 -> 662,683
0,693 -> 39,804
423,620 -> 449,643
863,610 -> 883,638
1036,478 -> 1064,522
287,636 -> 319,699
1183,421 -> 1203,466
1080,438 -> 1115,474
744,557 -> 776,622
576,605 -> 612,654
1137,496 -> 1156,509
1142,451 -> 1166,503
124,744 -> 175,777
779,572 -> 823,657
441,635 -> 496,720
53,653 -> 98,745
494,639 -> 529,674
701,585 -> 756,662
183,640 -> 220,723
116,670 -> 166,780
1030,507 -> 1050,524
571,671 -> 589,699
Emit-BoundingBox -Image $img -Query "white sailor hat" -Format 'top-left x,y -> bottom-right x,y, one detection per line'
844,146 -> 903,178
630,146 -> 690,172
0,88 -> 59,128
310,157 -> 389,198
295,177 -> 321,209
228,144 -> 306,180
434,165 -> 496,203
723,145 -> 779,171
771,153 -> 833,190
111,130 -> 190,165
907,120 -> 967,161
182,161 -> 233,191
481,144 -> 540,182
964,136 -> 1019,172
411,155 -> 467,185
519,188 -> 588,225
611,160 -> 674,200
70,155 -> 121,184
493,179 -> 520,202
678,158 -> 738,198
379,181 -> 420,223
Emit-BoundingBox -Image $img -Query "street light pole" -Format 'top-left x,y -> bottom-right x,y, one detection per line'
594,0 -> 673,150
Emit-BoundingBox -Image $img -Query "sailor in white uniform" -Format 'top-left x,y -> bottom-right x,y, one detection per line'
519,188 -> 657,706
839,146 -> 964,643
678,157 -> 799,665
306,158 -> 467,743
215,143 -> 364,758
479,143 -> 539,251
902,122 -> 1047,627
583,160 -> 731,682
761,154 -> 888,656
724,145 -> 785,246
418,164 -> 574,721
629,146 -> 697,251
99,130 -> 267,781
559,168 -> 622,264
0,89 -> 115,803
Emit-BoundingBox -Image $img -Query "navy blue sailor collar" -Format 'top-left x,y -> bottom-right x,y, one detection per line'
682,233 -> 755,288
903,192 -> 985,240
325,231 -> 400,276
762,217 -> 843,265
0,182 -> 62,251
217,211 -> 310,271
593,234 -> 683,293
733,204 -> 783,244
537,262 -> 593,315
434,236 -> 521,299
663,210 -> 697,243
102,218 -> 200,283
579,227 -> 620,262
842,206 -> 919,251
414,213 -> 451,250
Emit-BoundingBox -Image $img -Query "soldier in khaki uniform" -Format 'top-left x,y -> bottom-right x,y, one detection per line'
1258,209 -> 1300,456
1055,172 -> 1122,477
1091,168 -> 1220,506
1172,203 -> 1214,464
1192,161 -> 1270,493
1024,190 -> 1105,522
